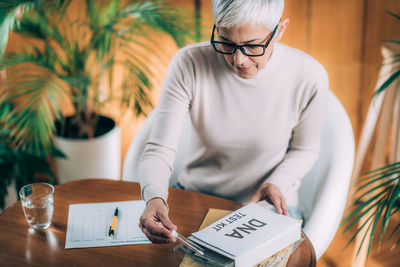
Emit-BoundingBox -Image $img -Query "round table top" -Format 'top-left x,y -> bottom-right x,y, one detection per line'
0,179 -> 315,266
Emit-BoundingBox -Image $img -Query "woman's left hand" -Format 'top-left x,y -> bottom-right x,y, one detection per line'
248,183 -> 290,216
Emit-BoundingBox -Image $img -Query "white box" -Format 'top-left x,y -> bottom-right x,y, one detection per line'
189,203 -> 301,267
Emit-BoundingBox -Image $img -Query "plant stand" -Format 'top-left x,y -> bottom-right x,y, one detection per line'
351,44 -> 400,266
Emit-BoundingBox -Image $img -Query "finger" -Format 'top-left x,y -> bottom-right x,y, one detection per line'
139,219 -> 144,231
147,221 -> 171,238
157,211 -> 177,231
269,194 -> 283,214
139,222 -> 176,243
248,190 -> 263,203
141,225 -> 173,244
139,216 -> 147,234
141,216 -> 172,238
281,199 -> 289,216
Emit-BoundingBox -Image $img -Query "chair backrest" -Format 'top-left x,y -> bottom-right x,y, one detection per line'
299,91 -> 354,259
122,109 -> 192,186
122,91 -> 355,259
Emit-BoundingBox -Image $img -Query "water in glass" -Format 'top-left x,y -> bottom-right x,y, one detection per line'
19,183 -> 54,230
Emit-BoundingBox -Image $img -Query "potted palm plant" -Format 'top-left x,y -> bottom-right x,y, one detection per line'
0,0 -> 192,202
342,11 -> 399,261
0,1 -> 64,210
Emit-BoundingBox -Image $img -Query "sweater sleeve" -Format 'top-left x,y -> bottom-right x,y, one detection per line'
138,48 -> 195,203
265,64 -> 329,196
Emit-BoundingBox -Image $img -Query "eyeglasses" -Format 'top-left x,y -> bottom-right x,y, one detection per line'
210,24 -> 278,57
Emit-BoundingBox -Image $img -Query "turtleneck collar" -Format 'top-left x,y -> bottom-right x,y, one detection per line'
218,42 -> 283,83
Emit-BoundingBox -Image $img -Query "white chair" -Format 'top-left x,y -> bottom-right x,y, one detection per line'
298,91 -> 355,259
122,91 -> 355,260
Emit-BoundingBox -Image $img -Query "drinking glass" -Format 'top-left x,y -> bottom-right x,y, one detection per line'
19,183 -> 54,230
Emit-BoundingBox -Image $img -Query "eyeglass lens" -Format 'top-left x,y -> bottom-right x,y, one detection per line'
213,43 -> 265,56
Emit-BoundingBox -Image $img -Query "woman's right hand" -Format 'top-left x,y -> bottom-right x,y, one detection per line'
139,197 -> 177,243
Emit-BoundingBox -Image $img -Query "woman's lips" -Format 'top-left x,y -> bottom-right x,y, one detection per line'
236,66 -> 251,72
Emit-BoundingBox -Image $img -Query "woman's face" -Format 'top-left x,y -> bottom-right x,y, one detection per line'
217,24 -> 277,79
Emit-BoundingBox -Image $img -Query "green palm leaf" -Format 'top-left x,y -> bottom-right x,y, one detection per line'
357,162 -> 400,180
0,0 -> 36,56
120,1 -> 194,47
344,207 -> 377,251
380,182 -> 400,240
373,69 -> 400,97
372,11 -> 400,98
343,162 -> 400,258
386,10 -> 400,20
4,68 -> 64,155
366,190 -> 390,257
342,187 -> 391,231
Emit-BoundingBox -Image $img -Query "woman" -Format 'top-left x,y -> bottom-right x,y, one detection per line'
138,0 -> 329,244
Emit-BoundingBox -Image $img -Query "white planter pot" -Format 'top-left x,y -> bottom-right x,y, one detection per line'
1,180 -> 18,213
55,121 -> 121,183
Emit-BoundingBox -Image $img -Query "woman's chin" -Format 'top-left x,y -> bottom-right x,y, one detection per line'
235,68 -> 257,79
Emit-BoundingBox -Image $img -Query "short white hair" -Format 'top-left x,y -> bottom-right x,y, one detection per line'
212,0 -> 284,31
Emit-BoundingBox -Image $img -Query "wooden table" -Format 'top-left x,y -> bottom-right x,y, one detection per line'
0,179 -> 315,266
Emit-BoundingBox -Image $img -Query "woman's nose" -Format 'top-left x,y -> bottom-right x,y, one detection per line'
233,48 -> 248,65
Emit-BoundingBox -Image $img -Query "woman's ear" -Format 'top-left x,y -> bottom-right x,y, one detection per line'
276,18 -> 290,41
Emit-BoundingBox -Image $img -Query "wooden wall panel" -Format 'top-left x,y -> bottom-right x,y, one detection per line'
309,0 -> 365,139
281,0 -> 309,53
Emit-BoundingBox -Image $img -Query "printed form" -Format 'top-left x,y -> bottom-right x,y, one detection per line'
65,200 -> 150,249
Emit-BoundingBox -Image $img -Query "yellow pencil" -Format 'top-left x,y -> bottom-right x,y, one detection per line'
109,207 -> 119,237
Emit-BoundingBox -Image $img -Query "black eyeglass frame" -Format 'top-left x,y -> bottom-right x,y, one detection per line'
210,24 -> 279,57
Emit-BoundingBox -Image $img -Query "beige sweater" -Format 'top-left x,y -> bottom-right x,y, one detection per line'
139,41 -> 329,206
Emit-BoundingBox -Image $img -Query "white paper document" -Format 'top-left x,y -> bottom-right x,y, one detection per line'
65,200 -> 150,249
